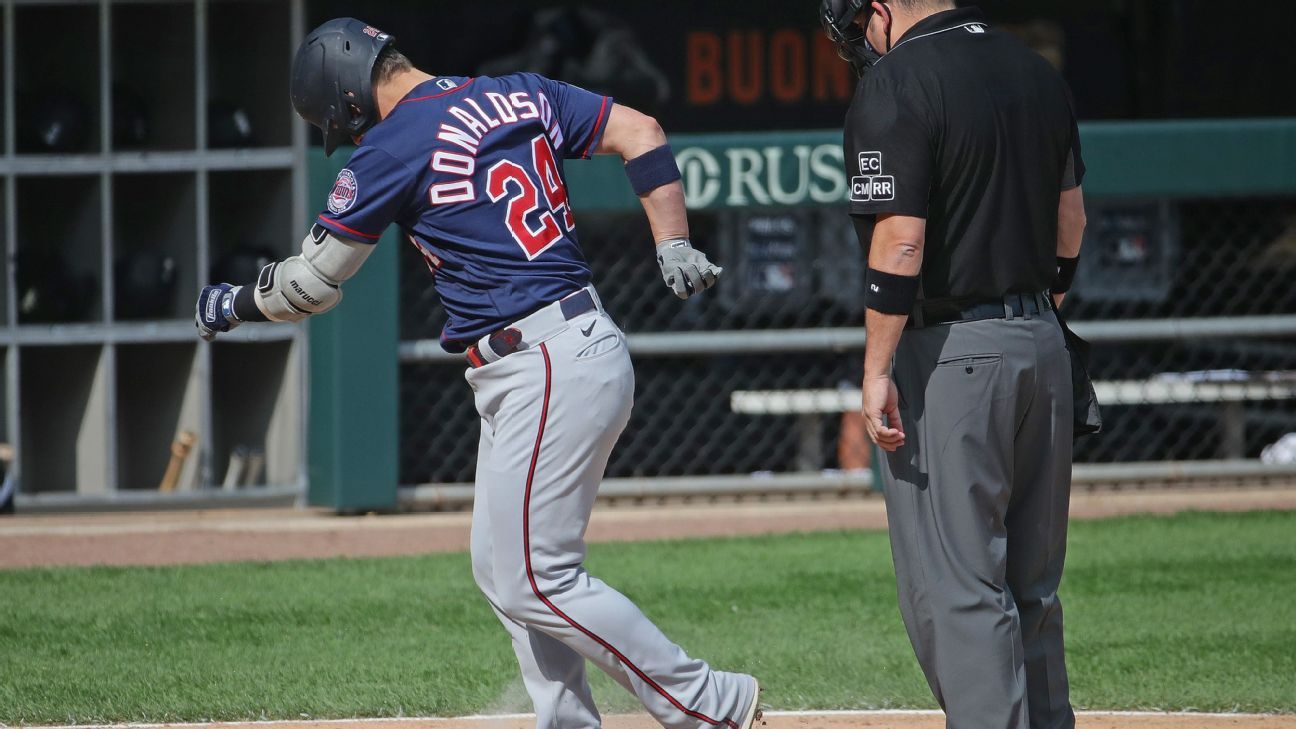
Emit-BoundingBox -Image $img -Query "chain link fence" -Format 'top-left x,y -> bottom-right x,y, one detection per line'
399,197 -> 1296,486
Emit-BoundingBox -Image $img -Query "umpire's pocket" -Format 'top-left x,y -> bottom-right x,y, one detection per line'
935,353 -> 1002,369
927,353 -> 1006,457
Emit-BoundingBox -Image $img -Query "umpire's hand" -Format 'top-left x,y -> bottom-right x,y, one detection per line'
863,375 -> 906,451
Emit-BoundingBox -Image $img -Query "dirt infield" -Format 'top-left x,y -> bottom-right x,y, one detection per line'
33,712 -> 1296,729
3,485 -> 1296,570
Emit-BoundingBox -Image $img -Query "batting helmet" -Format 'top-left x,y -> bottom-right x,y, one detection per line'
112,84 -> 151,149
114,248 -> 178,320
208,100 -> 257,148
19,90 -> 93,153
290,18 -> 395,156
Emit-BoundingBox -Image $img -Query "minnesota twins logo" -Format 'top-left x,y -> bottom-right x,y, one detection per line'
328,169 -> 358,214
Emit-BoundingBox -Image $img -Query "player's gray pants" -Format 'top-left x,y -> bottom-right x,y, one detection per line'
881,311 -> 1075,729
466,306 -> 755,729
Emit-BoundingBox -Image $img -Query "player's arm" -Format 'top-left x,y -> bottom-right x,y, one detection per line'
597,103 -> 720,300
196,145 -> 410,340
597,105 -> 687,242
195,225 -> 374,341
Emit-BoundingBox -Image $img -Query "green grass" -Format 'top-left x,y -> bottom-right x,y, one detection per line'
1,510 -> 1294,723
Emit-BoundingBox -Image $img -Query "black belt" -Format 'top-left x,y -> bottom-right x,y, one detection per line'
466,289 -> 597,368
907,291 -> 1052,330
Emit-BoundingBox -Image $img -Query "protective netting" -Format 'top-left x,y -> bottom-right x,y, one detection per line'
399,198 -> 1296,485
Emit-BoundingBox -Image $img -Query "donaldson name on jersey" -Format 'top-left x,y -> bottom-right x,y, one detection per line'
315,73 -> 613,352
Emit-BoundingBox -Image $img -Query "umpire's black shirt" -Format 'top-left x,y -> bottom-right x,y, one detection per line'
845,7 -> 1085,300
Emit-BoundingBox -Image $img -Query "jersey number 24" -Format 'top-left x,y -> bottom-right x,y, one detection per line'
486,134 -> 575,260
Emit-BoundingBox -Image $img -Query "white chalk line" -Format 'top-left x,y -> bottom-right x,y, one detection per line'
14,709 -> 1293,729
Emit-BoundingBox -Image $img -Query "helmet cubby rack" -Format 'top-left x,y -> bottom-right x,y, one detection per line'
0,0 -> 308,505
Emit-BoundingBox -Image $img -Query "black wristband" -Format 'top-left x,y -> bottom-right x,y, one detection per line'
865,267 -> 920,315
232,284 -> 269,322
1053,255 -> 1079,294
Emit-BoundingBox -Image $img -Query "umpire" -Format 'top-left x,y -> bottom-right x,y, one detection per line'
822,1 -> 1088,728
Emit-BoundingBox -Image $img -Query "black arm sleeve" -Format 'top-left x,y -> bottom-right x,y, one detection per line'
233,285 -> 269,322
844,76 -> 935,218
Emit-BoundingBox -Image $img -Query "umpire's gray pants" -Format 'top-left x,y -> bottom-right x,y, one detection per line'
882,311 -> 1074,729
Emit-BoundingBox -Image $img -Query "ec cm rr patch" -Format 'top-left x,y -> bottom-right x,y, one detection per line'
851,151 -> 895,202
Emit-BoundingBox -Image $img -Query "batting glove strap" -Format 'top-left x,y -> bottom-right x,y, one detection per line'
221,286 -> 243,323
655,238 -> 723,300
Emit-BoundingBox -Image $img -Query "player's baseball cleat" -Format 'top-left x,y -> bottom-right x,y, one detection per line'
739,677 -> 764,729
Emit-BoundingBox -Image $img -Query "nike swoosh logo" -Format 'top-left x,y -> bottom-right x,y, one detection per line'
580,321 -> 596,337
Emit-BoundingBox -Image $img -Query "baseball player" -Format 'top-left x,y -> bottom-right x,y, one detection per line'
195,19 -> 761,729
824,1 -> 1087,728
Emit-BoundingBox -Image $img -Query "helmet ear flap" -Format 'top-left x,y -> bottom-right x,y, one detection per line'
322,119 -> 344,157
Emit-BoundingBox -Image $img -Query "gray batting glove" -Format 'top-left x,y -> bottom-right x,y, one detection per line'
656,238 -> 722,299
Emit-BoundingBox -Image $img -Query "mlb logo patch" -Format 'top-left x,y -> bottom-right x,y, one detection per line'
435,78 -> 457,91
328,169 -> 358,214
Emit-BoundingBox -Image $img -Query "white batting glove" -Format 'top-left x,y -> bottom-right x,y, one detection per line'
656,238 -> 722,300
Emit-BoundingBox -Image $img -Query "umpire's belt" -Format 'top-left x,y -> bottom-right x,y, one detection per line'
466,286 -> 601,368
906,291 -> 1051,330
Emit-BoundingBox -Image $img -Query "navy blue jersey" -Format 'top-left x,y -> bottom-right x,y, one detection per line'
315,73 -> 613,351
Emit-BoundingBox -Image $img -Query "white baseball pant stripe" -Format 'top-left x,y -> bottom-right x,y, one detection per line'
465,304 -> 755,729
